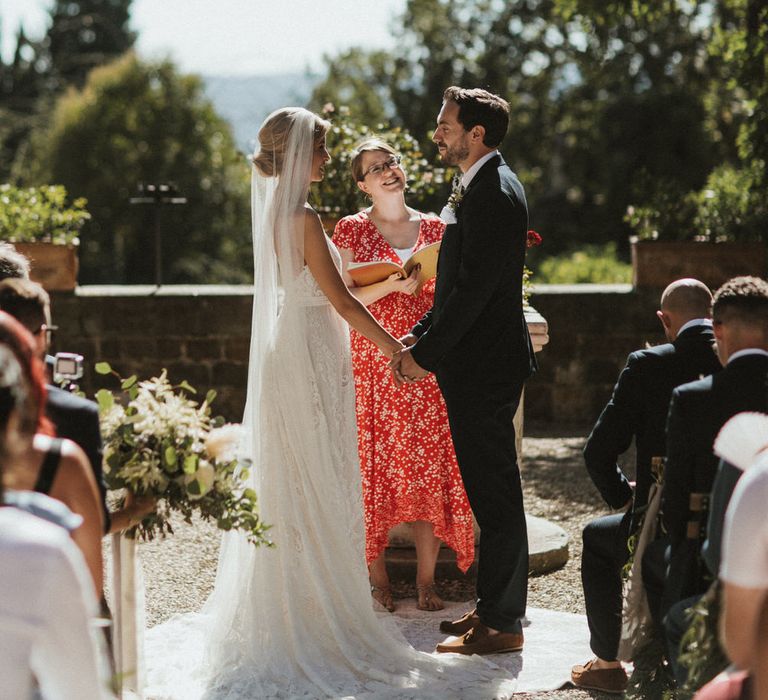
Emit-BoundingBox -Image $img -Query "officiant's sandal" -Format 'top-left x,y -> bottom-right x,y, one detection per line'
370,584 -> 396,613
416,583 -> 444,611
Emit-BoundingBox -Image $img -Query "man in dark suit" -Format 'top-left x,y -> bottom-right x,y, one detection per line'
660,276 -> 768,681
570,279 -> 721,693
394,86 -> 536,655
0,278 -> 154,532
662,276 -> 768,609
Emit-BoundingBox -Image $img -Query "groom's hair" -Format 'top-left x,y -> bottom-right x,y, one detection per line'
443,87 -> 509,148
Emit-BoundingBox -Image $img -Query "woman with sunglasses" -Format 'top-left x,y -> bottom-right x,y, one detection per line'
334,138 -> 474,613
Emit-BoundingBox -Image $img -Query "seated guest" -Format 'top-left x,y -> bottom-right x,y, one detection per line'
0,241 -> 30,280
662,277 -> 768,611
692,423 -> 768,700
0,346 -> 113,699
0,310 -> 104,594
661,277 -> 768,683
571,278 -> 721,693
0,278 -> 154,533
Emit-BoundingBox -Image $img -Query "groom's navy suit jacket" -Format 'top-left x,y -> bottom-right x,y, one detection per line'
410,154 -> 536,383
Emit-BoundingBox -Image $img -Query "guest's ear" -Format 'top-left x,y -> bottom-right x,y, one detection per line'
356,180 -> 369,196
656,309 -> 671,332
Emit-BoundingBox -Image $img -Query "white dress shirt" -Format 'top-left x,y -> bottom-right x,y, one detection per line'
0,508 -> 112,700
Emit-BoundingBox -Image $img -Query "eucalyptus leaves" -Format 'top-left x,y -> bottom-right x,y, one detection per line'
95,362 -> 271,547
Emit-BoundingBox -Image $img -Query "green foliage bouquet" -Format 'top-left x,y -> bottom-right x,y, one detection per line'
95,363 -> 271,547
0,184 -> 89,245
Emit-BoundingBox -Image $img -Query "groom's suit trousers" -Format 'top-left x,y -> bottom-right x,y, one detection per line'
437,369 -> 528,634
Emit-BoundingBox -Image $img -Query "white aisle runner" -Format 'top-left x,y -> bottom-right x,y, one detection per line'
390,600 -> 590,692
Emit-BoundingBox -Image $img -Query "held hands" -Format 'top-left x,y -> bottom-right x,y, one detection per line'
390,346 -> 429,387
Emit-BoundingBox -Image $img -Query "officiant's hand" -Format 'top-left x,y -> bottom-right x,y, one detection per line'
389,264 -> 420,296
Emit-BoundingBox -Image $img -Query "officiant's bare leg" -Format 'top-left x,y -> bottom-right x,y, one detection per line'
369,554 -> 395,612
413,520 -> 444,611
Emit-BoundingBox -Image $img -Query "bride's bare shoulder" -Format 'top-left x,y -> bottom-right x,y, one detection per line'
303,205 -> 323,235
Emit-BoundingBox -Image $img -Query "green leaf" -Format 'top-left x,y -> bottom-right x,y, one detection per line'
177,380 -> 196,394
164,446 -> 177,467
183,454 -> 198,474
205,389 -> 217,405
95,361 -> 113,375
95,389 -> 114,412
121,375 -> 137,389
243,488 -> 258,503
186,479 -> 201,496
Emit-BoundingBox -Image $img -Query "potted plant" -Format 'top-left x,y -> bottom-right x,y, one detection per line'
0,184 -> 89,291
626,165 -> 767,289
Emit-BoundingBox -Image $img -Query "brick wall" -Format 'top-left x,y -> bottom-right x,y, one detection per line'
50,284 -> 671,426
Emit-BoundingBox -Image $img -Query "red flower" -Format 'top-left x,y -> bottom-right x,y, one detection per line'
527,229 -> 542,248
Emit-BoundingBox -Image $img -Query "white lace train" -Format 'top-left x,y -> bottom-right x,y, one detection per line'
144,257 -> 517,699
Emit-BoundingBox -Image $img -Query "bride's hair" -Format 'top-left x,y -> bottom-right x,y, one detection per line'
252,108 -> 330,177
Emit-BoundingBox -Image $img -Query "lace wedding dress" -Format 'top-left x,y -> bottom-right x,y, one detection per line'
143,108 -> 516,699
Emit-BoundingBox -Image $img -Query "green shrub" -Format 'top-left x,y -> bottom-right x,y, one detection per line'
0,183 -> 89,245
625,164 -> 768,243
536,243 -> 632,284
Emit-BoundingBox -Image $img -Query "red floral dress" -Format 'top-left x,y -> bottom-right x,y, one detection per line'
333,211 -> 474,572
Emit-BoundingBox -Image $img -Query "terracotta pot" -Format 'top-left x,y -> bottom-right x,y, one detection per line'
631,238 -> 766,290
12,242 -> 79,292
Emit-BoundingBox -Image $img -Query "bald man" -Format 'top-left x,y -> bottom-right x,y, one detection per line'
571,278 -> 722,694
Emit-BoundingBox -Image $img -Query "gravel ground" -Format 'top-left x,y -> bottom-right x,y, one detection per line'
109,424 -> 632,699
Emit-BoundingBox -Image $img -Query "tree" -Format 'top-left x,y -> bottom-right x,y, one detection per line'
44,0 -> 136,90
311,0 -> 723,253
28,52 -> 251,285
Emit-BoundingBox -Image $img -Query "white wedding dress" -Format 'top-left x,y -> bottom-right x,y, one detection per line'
144,109 -> 516,699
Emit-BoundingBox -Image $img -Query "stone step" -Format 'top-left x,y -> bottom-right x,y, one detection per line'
385,514 -> 569,580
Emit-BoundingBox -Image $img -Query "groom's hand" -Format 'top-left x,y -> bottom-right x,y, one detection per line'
397,348 -> 429,383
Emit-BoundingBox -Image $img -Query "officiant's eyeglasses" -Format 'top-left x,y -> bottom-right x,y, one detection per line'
363,156 -> 401,178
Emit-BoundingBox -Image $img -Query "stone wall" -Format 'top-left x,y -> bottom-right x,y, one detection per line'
526,284 -> 667,425
51,284 -> 671,425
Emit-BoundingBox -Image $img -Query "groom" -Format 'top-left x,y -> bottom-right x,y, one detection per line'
394,86 -> 537,655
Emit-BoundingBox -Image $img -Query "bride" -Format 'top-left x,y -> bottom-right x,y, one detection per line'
144,107 -> 516,699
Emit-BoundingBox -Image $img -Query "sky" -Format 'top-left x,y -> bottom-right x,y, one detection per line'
0,0 -> 406,75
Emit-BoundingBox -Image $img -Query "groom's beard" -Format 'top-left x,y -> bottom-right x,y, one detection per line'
437,138 -> 470,167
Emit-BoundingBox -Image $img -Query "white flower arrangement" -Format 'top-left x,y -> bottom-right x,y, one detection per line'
95,363 -> 271,547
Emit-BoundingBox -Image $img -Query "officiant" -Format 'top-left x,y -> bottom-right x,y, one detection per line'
333,138 -> 474,613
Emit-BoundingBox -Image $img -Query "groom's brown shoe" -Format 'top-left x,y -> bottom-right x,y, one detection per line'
438,608 -> 480,635
435,623 -> 524,655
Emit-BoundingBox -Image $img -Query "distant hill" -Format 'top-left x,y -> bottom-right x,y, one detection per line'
203,73 -> 319,154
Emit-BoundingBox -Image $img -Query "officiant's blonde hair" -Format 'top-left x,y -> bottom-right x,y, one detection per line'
350,139 -> 398,182
252,108 -> 330,178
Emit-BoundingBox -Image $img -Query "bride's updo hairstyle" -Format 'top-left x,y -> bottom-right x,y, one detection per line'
252,107 -> 330,177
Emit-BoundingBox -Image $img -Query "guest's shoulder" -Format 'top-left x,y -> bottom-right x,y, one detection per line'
631,342 -> 676,363
672,373 -> 714,401
46,384 -> 98,416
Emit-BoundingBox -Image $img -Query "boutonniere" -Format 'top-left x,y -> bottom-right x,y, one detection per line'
527,229 -> 542,248
447,182 -> 465,214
